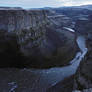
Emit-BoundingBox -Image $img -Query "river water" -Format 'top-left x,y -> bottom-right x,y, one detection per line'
0,28 -> 88,92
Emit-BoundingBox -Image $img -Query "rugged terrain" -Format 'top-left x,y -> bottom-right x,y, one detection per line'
0,8 -> 77,68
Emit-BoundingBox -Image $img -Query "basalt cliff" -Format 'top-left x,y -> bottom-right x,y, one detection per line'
0,8 -> 77,68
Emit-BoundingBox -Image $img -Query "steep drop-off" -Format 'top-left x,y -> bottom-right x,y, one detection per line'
0,8 -> 77,68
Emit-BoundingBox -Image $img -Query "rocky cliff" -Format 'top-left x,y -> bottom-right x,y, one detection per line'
0,8 -> 77,68
0,9 -> 48,67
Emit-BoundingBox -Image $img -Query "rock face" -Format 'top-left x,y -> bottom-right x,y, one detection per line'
0,8 -> 77,68
0,9 -> 47,32
0,9 -> 48,68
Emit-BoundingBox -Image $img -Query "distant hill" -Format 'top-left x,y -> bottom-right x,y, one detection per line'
42,4 -> 92,11
0,7 -> 23,10
76,4 -> 92,10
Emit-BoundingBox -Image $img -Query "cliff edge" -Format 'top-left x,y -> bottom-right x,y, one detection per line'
0,8 -> 77,68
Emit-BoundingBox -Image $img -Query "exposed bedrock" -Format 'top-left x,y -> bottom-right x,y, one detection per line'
0,8 -> 78,68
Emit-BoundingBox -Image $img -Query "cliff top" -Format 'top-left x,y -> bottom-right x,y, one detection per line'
0,7 -> 23,10
0,7 -> 46,12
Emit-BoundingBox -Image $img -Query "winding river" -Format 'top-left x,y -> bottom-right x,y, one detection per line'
19,28 -> 88,91
0,28 -> 88,92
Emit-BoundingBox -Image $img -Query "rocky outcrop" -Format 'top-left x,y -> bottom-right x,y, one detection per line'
0,8 -> 77,68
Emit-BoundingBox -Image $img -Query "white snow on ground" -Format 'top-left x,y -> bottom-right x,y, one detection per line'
63,27 -> 75,32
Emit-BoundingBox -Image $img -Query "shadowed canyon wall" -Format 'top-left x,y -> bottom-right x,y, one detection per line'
0,8 -> 77,68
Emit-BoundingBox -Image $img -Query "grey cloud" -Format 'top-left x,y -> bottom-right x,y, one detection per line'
0,0 -> 92,8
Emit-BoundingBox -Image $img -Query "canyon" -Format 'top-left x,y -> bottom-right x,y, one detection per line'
0,5 -> 92,92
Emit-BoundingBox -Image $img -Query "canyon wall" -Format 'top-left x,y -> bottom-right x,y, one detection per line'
0,8 -> 77,68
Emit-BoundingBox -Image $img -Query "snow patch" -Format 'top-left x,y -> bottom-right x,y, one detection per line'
63,27 -> 75,32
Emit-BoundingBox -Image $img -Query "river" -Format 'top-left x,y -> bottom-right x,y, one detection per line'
0,28 -> 88,92
21,34 -> 87,87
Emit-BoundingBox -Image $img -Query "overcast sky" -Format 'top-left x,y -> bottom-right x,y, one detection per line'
0,0 -> 92,8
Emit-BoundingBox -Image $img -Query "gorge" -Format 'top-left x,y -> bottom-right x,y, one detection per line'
0,5 -> 92,92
